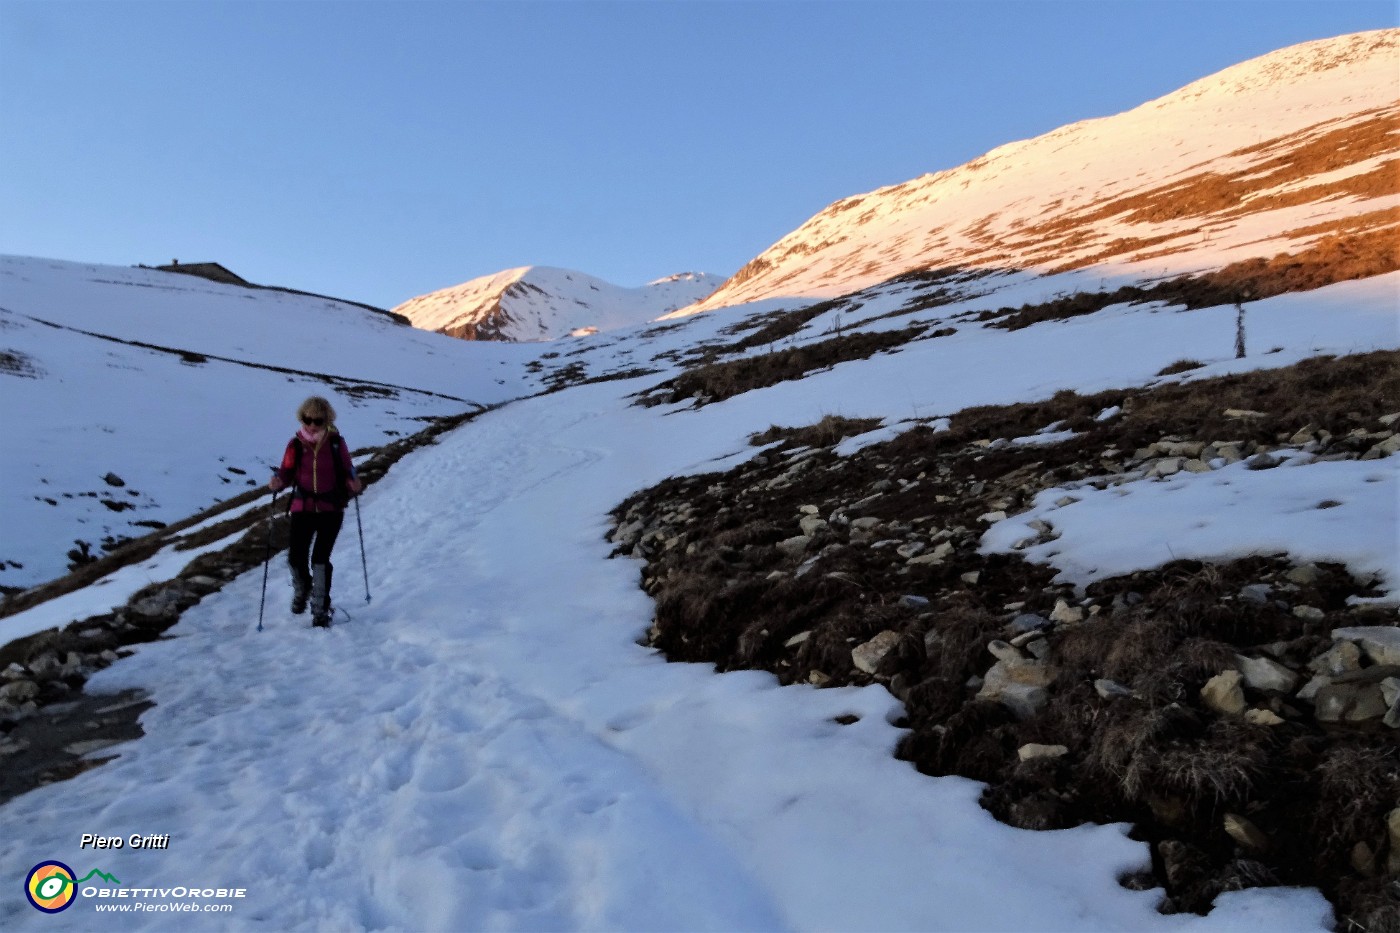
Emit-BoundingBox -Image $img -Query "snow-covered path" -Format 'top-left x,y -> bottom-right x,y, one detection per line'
3,381 -> 1334,931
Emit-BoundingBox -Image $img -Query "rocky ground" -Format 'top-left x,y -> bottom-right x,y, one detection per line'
609,351 -> 1400,931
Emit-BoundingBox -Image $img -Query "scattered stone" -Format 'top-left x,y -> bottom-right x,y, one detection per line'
1246,453 -> 1281,470
1332,626 -> 1400,666
896,542 -> 926,559
1238,584 -> 1272,605
1223,409 -> 1267,419
987,640 -> 1026,663
1351,841 -> 1378,876
800,516 -> 829,537
1244,708 -> 1286,726
1310,641 -> 1363,676
64,738 -> 125,757
1017,743 -> 1068,762
1315,683 -> 1389,722
960,571 -> 980,585
1224,813 -> 1270,852
979,510 -> 1007,523
784,631 -> 811,649
852,630 -> 902,675
0,680 -> 39,703
1095,679 -> 1135,699
1148,457 -> 1184,478
1292,606 -> 1325,622
1049,600 -> 1084,625
979,658 -> 1057,718
776,535 -> 812,559
1201,670 -> 1247,716
1009,613 -> 1050,633
1235,655 -> 1300,694
1285,563 -> 1323,586
808,670 -> 831,687
1024,638 -> 1051,661
1388,809 -> 1400,875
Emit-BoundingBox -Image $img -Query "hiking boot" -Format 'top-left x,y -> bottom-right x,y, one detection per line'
311,563 -> 333,628
290,568 -> 311,615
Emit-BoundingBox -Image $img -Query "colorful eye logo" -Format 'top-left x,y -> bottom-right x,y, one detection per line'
26,861 -> 77,913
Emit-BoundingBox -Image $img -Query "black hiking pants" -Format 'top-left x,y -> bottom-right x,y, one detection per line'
288,510 -> 344,580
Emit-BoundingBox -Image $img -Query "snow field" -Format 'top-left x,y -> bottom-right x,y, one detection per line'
1,372 -> 1338,931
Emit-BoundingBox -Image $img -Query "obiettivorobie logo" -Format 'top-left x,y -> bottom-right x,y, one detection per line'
25,861 -> 120,913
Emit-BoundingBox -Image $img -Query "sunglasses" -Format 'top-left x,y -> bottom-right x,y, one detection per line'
301,416 -> 326,426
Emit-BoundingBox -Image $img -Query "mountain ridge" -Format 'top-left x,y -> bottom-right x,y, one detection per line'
392,266 -> 724,342
676,28 -> 1397,315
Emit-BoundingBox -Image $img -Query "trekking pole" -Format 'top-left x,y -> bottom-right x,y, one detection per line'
354,494 -> 371,604
257,491 -> 280,632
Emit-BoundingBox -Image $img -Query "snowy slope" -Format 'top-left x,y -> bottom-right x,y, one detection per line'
680,29 -> 1398,313
3,266 -> 1393,930
392,266 -> 724,341
0,256 -> 538,590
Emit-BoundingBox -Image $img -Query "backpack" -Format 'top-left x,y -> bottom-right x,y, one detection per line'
287,433 -> 349,508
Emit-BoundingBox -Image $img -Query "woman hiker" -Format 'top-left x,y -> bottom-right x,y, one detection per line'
268,396 -> 363,627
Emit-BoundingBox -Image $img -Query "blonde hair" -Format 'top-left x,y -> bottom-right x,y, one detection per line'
297,396 -> 337,425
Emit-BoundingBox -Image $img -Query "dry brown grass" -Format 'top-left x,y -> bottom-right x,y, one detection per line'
750,415 -> 883,449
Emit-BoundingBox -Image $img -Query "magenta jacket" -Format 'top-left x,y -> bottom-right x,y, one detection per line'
276,430 -> 357,513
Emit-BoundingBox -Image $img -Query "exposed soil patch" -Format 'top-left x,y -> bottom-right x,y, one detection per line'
609,353 -> 1400,928
638,323 -> 932,407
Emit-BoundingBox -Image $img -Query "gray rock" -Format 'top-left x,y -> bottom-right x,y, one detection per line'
1244,708 -> 1286,726
899,595 -> 931,609
896,542 -> 926,559
1017,743 -> 1068,762
1331,626 -> 1400,666
784,631 -> 811,649
1009,613 -> 1051,633
1296,673 -> 1333,703
849,517 -> 882,531
776,535 -> 812,559
1292,606 -> 1325,622
1148,457 -> 1184,478
1314,684 -> 1388,722
1238,584 -> 1272,606
1223,813 -> 1269,852
1050,600 -> 1084,625
799,516 -> 829,537
1310,641 -> 1363,676
987,640 -> 1026,663
1285,563 -> 1323,586
1389,809 -> 1400,875
1235,655 -> 1300,694
852,630 -> 902,674
65,738 -> 125,757
1095,679 -> 1135,699
0,680 -> 39,702
1201,671 -> 1247,716
1246,453 -> 1281,470
981,658 -> 1057,694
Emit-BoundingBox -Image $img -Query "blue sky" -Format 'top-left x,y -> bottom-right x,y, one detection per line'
1,1 -> 1394,309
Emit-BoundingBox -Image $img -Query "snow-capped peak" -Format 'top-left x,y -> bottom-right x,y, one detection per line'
677,28 -> 1398,315
393,266 -> 725,342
